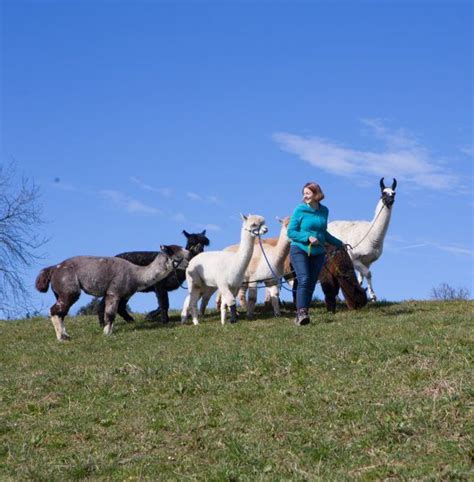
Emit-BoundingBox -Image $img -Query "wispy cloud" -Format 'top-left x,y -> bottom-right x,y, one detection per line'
460,146 -> 474,157
130,177 -> 173,197
100,190 -> 162,215
187,192 -> 202,201
187,192 -> 221,204
200,223 -> 221,232
387,237 -> 474,257
273,119 -> 459,190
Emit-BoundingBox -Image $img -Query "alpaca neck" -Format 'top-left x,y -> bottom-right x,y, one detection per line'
368,199 -> 392,249
137,254 -> 170,289
272,229 -> 291,268
231,228 -> 255,280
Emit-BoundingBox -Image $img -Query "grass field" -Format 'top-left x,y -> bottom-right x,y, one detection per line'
0,300 -> 472,480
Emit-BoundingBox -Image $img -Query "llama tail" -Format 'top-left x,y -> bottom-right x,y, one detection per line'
35,266 -> 54,293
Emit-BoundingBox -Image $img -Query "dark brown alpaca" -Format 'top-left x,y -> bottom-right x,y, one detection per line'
319,246 -> 368,313
35,245 -> 189,340
284,245 -> 367,313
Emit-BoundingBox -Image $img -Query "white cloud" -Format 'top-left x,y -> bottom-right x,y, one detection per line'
273,119 -> 459,190
187,192 -> 202,201
200,223 -> 221,232
460,146 -> 474,157
186,192 -> 221,204
130,177 -> 173,197
172,213 -> 187,222
100,190 -> 162,215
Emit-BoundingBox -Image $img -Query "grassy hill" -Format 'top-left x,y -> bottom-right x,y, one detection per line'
0,301 -> 472,480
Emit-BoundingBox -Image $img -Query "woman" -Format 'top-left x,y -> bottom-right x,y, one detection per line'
287,182 -> 343,325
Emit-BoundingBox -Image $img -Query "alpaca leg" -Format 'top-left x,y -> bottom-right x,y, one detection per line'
98,297 -> 105,326
199,287 -> 216,316
238,287 -> 247,309
321,278 -> 338,313
215,291 -> 222,312
268,285 -> 281,316
264,287 -> 272,306
246,284 -> 257,319
181,294 -> 191,323
117,298 -> 134,323
50,293 -> 78,341
220,288 -> 237,325
103,295 -> 119,335
157,287 -> 170,323
189,289 -> 202,326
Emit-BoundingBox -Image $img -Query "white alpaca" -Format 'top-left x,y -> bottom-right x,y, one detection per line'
181,214 -> 268,325
213,216 -> 290,318
327,178 -> 397,301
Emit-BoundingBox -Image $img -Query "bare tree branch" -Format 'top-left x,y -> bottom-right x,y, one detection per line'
0,162 -> 48,318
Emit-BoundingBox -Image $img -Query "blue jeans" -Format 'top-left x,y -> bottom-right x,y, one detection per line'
290,245 -> 326,310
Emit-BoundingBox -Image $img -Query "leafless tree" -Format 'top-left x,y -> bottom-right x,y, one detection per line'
0,162 -> 47,318
430,283 -> 470,301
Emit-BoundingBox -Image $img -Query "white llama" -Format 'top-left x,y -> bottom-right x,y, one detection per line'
327,178 -> 397,301
213,216 -> 290,318
181,214 -> 268,325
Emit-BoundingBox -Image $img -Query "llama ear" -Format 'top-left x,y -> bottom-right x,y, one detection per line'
276,216 -> 283,224
391,178 -> 397,191
201,229 -> 206,235
379,177 -> 386,191
240,213 -> 248,221
182,230 -> 190,238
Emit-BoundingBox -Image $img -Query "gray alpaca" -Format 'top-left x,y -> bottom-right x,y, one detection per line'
35,245 -> 189,340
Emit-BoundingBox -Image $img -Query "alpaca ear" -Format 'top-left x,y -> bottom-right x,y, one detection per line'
240,213 -> 248,221
276,216 -> 283,224
160,245 -> 172,256
182,230 -> 190,238
201,229 -> 206,235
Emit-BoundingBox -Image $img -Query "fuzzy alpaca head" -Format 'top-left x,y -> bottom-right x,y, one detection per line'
380,177 -> 397,208
240,214 -> 268,237
182,229 -> 210,257
160,245 -> 191,270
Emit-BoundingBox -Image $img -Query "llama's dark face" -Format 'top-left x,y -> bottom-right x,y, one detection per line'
183,230 -> 210,256
380,177 -> 397,208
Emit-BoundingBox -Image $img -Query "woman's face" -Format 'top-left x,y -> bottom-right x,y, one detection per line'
303,187 -> 316,204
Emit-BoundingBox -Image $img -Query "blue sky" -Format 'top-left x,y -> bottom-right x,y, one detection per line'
2,0 -> 473,316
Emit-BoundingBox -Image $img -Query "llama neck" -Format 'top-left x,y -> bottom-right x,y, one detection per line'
136,254 -> 171,289
367,199 -> 392,248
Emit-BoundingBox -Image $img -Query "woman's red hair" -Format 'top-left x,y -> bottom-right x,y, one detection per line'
302,182 -> 325,202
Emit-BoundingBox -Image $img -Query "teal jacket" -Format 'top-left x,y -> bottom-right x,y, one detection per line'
287,203 -> 343,256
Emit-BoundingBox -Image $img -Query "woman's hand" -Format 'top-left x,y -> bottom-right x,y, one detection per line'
308,236 -> 319,245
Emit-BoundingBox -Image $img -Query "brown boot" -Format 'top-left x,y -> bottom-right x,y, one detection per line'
294,308 -> 310,326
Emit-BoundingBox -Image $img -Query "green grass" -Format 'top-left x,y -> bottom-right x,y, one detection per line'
1,301 -> 472,480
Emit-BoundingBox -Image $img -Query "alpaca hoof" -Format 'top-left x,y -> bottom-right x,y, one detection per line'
103,325 -> 113,336
145,309 -> 161,322
59,333 -> 71,341
161,313 -> 170,324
